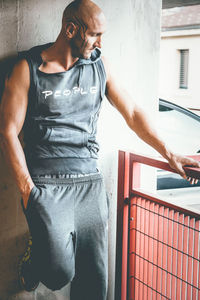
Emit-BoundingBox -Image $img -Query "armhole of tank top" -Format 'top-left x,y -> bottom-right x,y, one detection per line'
22,55 -> 38,115
97,58 -> 106,81
96,59 -> 107,99
24,56 -> 34,87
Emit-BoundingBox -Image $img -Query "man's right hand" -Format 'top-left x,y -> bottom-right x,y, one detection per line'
21,184 -> 35,210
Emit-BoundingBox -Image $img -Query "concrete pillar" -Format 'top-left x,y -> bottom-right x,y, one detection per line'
96,1 -> 161,299
0,0 -> 161,299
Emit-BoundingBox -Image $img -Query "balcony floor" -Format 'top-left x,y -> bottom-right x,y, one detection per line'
157,186 -> 200,213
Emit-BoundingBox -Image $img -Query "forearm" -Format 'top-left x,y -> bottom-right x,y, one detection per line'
0,132 -> 34,195
124,104 -> 200,180
127,106 -> 173,160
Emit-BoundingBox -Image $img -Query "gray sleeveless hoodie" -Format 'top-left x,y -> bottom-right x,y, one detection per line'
20,43 -> 106,175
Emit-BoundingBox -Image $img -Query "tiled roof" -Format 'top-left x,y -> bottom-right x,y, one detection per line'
162,5 -> 200,30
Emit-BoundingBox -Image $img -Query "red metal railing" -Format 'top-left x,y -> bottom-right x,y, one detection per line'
115,151 -> 200,300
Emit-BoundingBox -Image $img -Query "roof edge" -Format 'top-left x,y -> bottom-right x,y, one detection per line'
162,1 -> 200,9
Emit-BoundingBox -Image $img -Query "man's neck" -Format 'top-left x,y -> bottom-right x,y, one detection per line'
40,36 -> 79,72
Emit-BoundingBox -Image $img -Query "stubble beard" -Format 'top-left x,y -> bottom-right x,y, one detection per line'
70,32 -> 92,59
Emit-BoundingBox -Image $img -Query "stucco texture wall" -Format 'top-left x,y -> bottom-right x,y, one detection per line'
0,0 -> 161,299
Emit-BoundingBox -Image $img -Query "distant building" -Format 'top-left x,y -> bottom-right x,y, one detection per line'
159,5 -> 200,114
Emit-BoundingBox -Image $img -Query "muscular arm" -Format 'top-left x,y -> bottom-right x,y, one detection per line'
102,57 -> 200,180
0,59 -> 34,207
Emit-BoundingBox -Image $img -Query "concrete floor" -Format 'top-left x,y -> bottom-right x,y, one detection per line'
157,186 -> 200,214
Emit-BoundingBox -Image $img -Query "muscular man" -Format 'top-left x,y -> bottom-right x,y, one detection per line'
0,0 -> 199,299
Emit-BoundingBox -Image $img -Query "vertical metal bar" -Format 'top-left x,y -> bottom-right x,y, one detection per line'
124,152 -> 130,199
171,212 -> 179,300
152,203 -> 159,300
129,197 -> 137,299
197,220 -> 200,300
129,278 -> 135,300
148,202 -> 154,300
176,214 -> 184,300
143,200 -> 150,299
166,209 -> 174,299
181,216 -> 189,300
139,199 -> 145,300
129,159 -> 141,300
157,205 -> 164,299
187,218 -> 195,299
139,197 -> 143,300
121,200 -> 129,300
193,220 -> 200,299
162,207 -> 169,297
135,197 -> 142,300
121,152 -> 130,300
115,151 -> 125,300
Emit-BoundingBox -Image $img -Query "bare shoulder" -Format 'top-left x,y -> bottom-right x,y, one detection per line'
1,58 -> 30,117
5,58 -> 30,91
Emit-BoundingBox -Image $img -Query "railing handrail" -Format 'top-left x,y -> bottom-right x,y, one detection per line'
115,151 -> 200,300
127,152 -> 200,179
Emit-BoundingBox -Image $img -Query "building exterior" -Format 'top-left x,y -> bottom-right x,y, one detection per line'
159,5 -> 200,114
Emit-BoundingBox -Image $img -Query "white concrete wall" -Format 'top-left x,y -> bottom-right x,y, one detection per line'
0,0 -> 161,299
97,2 -> 161,298
159,30 -> 200,110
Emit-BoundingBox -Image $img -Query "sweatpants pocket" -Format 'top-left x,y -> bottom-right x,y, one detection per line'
21,185 -> 39,213
23,182 -> 76,290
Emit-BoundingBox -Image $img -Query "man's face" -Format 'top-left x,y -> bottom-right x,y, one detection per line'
71,13 -> 106,59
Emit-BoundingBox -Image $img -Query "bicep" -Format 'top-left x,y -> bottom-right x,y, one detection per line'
102,56 -> 136,124
0,59 -> 30,136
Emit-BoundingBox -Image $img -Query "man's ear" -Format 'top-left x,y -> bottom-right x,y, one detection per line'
65,22 -> 78,38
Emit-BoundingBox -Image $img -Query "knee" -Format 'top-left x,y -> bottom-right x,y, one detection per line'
41,265 -> 75,291
39,232 -> 76,290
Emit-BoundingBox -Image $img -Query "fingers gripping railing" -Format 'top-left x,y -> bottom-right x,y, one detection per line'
115,151 -> 200,300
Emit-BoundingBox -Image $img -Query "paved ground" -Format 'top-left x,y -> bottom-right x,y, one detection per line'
157,187 -> 200,214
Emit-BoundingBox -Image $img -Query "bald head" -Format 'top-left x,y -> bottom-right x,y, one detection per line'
63,0 -> 104,28
60,0 -> 106,59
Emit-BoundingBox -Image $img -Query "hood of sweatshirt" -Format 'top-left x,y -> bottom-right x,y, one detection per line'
18,43 -> 102,87
18,42 -> 101,67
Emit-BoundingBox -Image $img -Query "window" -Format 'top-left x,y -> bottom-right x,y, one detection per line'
179,49 -> 189,89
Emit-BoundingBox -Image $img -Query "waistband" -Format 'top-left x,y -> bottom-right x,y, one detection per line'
27,157 -> 98,176
32,172 -> 103,185
34,172 -> 99,179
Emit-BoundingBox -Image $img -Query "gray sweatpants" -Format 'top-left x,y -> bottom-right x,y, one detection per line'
21,173 -> 109,300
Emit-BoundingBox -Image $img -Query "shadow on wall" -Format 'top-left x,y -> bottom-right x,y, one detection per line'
0,230 -> 29,298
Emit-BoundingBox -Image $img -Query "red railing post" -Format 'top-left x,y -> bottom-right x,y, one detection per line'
121,153 -> 141,300
115,151 -> 128,300
121,152 -> 130,300
128,158 -> 141,299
